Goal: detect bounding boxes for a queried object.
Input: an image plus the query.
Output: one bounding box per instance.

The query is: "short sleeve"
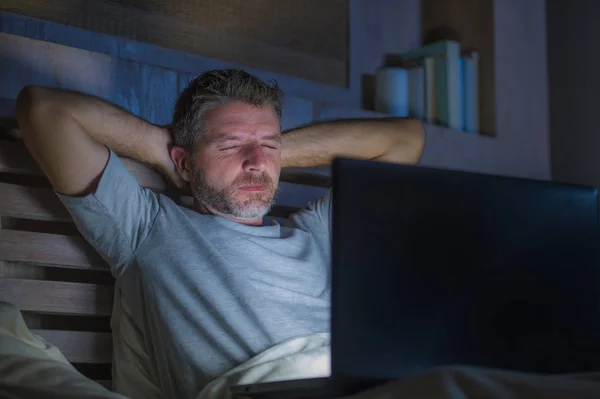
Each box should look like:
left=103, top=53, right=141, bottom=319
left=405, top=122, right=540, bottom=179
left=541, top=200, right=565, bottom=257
left=56, top=148, right=161, bottom=277
left=289, top=188, right=333, bottom=240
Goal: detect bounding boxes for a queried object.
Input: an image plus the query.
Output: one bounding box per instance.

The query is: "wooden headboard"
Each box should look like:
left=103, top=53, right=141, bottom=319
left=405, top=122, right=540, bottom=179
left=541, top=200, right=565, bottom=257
left=0, top=127, right=331, bottom=388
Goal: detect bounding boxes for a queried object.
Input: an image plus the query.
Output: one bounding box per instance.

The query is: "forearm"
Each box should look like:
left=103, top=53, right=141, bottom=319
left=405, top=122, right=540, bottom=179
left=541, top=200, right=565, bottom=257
left=18, top=86, right=167, bottom=167
left=281, top=117, right=425, bottom=168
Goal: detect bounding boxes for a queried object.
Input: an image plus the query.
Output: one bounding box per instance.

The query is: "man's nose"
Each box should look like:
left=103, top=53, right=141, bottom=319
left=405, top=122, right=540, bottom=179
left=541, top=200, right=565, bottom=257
left=242, top=143, right=267, bottom=173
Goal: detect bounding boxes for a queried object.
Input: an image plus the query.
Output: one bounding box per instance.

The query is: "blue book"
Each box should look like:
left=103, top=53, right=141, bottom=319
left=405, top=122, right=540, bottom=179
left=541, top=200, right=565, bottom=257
left=375, top=67, right=409, bottom=117
left=400, top=41, right=462, bottom=129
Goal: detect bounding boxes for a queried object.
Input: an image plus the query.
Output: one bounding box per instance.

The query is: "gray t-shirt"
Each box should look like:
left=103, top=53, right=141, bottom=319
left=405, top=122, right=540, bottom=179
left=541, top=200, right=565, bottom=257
left=58, top=149, right=332, bottom=399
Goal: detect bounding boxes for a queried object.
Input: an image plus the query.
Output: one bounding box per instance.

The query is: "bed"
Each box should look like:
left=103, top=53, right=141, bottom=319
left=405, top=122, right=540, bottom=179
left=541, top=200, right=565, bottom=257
left=5, top=124, right=600, bottom=399
left=0, top=123, right=330, bottom=391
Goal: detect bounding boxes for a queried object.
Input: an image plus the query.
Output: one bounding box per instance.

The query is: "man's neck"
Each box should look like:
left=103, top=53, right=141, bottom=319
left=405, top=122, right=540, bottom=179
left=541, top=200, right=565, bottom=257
left=193, top=200, right=263, bottom=226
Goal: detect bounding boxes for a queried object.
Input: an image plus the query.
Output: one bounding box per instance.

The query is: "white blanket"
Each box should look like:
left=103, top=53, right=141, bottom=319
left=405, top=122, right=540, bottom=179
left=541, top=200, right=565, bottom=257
left=3, top=300, right=600, bottom=399
left=0, top=301, right=127, bottom=399
left=197, top=333, right=331, bottom=399
left=197, top=333, right=600, bottom=399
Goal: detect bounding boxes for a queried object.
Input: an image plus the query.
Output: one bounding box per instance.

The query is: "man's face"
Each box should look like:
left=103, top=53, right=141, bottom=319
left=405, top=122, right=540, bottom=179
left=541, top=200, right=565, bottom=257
left=190, top=101, right=281, bottom=219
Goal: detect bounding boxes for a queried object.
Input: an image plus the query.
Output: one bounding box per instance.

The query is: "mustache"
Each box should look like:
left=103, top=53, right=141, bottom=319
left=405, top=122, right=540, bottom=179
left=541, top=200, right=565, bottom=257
left=234, top=173, right=274, bottom=188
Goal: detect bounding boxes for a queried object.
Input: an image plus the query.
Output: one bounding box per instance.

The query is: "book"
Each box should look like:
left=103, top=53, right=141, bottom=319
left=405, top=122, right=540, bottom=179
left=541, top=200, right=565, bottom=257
left=375, top=66, right=409, bottom=117
left=408, top=65, right=425, bottom=120
left=462, top=50, right=480, bottom=133
left=458, top=56, right=466, bottom=130
left=424, top=57, right=436, bottom=124
left=400, top=41, right=462, bottom=129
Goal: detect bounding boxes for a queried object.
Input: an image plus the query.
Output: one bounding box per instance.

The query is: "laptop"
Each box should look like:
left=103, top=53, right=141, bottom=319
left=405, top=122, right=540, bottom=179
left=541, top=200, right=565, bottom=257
left=231, top=157, right=600, bottom=398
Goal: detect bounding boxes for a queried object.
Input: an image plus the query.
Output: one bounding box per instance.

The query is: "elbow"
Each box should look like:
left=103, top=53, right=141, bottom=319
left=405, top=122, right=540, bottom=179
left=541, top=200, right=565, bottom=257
left=397, top=117, right=425, bottom=165
left=411, top=118, right=426, bottom=164
left=376, top=117, right=425, bottom=165
left=16, top=85, right=53, bottom=115
left=16, top=86, right=56, bottom=138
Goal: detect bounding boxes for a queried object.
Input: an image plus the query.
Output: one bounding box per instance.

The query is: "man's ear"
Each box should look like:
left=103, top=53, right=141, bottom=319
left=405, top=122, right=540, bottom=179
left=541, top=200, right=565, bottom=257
left=170, top=146, right=194, bottom=182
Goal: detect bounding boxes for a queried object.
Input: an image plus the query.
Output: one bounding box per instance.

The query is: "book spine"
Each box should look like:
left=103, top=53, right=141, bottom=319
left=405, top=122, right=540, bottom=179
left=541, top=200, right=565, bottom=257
left=424, top=57, right=436, bottom=124
left=409, top=66, right=425, bottom=120
left=438, top=41, right=462, bottom=130
left=464, top=52, right=480, bottom=133
left=458, top=56, right=466, bottom=131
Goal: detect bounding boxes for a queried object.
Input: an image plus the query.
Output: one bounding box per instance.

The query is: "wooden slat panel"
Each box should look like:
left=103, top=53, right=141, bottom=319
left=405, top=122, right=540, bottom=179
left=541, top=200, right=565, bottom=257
left=0, top=261, right=45, bottom=280
left=4, top=217, right=81, bottom=236
left=32, top=329, right=112, bottom=364
left=0, top=183, right=71, bottom=222
left=0, top=230, right=107, bottom=269
left=1, top=261, right=113, bottom=284
left=22, top=311, right=111, bottom=332
left=0, top=140, right=38, bottom=175
left=0, top=278, right=113, bottom=316
left=21, top=311, right=111, bottom=333
left=0, top=139, right=331, bottom=187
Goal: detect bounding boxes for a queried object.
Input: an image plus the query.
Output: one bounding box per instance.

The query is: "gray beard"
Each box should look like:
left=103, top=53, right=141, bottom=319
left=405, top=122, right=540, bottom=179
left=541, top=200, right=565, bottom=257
left=192, top=167, right=278, bottom=219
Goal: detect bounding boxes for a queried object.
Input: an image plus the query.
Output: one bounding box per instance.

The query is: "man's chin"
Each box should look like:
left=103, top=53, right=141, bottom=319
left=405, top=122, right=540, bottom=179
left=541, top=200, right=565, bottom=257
left=237, top=202, right=273, bottom=218
left=230, top=197, right=274, bottom=218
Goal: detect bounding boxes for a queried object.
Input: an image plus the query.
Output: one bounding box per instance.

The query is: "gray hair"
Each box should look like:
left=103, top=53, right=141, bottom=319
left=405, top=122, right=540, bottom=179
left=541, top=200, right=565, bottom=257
left=172, top=69, right=284, bottom=149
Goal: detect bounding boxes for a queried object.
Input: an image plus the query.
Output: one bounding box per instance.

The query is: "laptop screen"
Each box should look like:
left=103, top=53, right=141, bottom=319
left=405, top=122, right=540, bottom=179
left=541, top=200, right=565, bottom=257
left=331, top=158, right=600, bottom=380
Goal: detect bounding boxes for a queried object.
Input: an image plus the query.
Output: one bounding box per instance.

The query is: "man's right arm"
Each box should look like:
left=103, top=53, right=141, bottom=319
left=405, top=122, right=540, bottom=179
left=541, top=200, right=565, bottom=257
left=16, top=86, right=179, bottom=196
left=16, top=86, right=182, bottom=274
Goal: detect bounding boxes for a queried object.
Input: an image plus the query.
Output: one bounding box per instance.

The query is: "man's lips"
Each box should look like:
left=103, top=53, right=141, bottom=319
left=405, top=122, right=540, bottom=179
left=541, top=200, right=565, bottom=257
left=239, top=185, right=266, bottom=191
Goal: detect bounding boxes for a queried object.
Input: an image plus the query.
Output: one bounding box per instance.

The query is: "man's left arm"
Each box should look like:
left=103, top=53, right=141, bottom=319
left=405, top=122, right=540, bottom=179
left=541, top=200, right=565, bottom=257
left=281, top=117, right=425, bottom=168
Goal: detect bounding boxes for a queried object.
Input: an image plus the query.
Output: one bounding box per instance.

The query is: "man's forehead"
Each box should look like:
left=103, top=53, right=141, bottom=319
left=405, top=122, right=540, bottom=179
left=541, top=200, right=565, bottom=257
left=205, top=101, right=279, bottom=124
left=204, top=119, right=281, bottom=141
left=199, top=102, right=280, bottom=142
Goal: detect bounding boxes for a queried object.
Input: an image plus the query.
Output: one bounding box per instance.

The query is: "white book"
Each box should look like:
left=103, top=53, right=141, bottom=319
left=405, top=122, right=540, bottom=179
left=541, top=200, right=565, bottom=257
left=375, top=67, right=409, bottom=117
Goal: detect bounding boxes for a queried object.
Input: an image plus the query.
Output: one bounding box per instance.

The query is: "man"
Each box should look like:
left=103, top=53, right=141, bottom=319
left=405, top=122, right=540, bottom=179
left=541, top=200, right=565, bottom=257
left=16, top=69, right=425, bottom=399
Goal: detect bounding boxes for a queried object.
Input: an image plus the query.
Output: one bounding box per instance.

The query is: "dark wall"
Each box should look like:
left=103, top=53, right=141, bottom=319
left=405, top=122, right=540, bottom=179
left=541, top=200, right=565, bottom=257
left=548, top=0, right=600, bottom=188
left=1, top=0, right=551, bottom=180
